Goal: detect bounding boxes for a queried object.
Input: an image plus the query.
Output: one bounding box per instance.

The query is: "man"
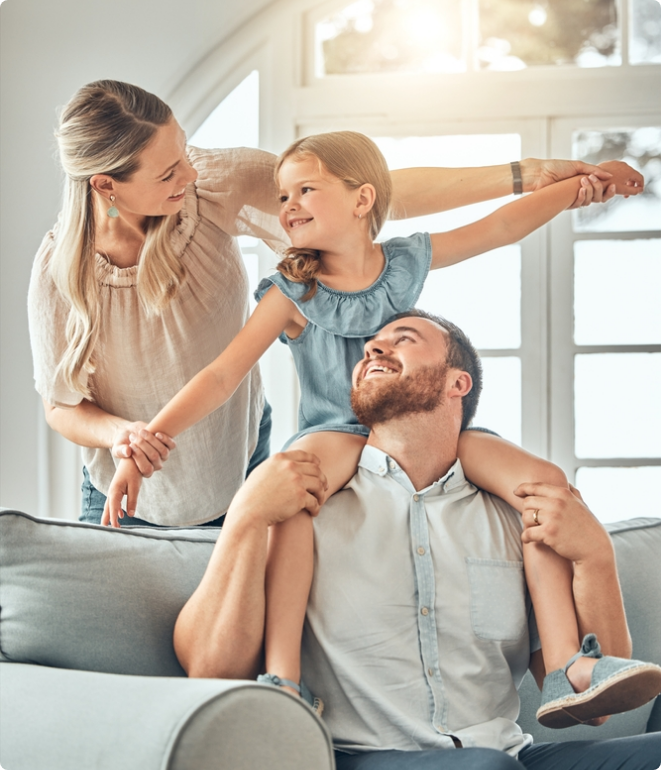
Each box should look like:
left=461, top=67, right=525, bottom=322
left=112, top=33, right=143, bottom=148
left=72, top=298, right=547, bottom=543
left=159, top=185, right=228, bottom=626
left=174, top=311, right=661, bottom=769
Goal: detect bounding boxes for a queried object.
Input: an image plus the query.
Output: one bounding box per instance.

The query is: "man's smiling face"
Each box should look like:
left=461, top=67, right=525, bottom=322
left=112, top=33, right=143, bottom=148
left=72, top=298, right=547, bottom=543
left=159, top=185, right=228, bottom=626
left=350, top=317, right=451, bottom=426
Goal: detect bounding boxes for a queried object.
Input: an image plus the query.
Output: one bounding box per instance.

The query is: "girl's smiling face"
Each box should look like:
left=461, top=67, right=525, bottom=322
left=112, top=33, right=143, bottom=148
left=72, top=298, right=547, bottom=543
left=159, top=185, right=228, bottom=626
left=277, top=156, right=360, bottom=252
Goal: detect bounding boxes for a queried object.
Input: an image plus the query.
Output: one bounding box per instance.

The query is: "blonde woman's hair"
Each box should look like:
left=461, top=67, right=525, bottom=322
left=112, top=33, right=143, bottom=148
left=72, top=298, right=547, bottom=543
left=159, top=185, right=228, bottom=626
left=275, top=131, right=392, bottom=301
left=50, top=80, right=184, bottom=398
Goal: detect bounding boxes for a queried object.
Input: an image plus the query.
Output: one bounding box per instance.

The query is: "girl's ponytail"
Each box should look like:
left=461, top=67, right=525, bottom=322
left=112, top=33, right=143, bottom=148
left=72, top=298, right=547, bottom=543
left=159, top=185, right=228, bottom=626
left=277, top=247, right=323, bottom=301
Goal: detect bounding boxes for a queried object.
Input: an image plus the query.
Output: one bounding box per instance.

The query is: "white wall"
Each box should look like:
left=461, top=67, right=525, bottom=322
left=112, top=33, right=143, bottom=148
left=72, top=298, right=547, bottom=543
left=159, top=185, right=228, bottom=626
left=0, top=0, right=275, bottom=515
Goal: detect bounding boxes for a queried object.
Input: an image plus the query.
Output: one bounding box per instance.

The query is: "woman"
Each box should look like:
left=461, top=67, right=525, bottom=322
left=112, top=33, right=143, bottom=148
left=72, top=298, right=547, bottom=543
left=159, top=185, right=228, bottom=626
left=28, top=80, right=631, bottom=527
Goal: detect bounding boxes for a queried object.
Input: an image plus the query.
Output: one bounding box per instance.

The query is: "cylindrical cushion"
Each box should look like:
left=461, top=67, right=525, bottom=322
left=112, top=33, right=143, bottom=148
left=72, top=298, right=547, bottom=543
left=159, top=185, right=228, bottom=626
left=0, top=663, right=334, bottom=770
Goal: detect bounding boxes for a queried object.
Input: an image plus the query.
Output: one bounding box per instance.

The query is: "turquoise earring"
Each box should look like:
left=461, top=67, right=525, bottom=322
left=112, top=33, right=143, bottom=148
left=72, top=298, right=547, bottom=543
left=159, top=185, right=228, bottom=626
left=107, top=195, right=119, bottom=218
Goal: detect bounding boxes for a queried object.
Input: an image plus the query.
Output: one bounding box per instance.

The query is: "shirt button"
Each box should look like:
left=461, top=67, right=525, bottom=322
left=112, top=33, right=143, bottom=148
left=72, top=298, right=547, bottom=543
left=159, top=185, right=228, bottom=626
left=417, top=547, right=425, bottom=555
left=413, top=494, right=419, bottom=502
left=389, top=460, right=396, bottom=470
left=378, top=466, right=385, bottom=474
left=427, top=668, right=433, bottom=677
left=421, top=607, right=429, bottom=616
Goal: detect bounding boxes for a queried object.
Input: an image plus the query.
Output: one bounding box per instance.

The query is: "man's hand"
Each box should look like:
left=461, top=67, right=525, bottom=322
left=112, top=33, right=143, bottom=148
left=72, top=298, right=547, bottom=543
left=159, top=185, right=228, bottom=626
left=227, top=450, right=328, bottom=528
left=514, top=482, right=612, bottom=565
left=111, top=422, right=176, bottom=477
left=101, top=458, right=144, bottom=528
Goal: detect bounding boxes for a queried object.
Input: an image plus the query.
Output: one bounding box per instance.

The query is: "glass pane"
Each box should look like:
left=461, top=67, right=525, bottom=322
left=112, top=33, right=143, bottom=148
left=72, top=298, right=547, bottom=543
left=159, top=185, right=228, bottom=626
left=375, top=134, right=521, bottom=236
left=574, top=239, right=661, bottom=345
left=572, top=127, right=661, bottom=232
left=630, top=0, right=661, bottom=64
left=417, top=246, right=521, bottom=349
left=575, top=353, right=661, bottom=458
left=190, top=70, right=259, bottom=149
left=575, top=466, right=661, bottom=523
left=316, top=0, right=465, bottom=76
left=478, top=0, right=620, bottom=70
left=472, top=357, right=522, bottom=446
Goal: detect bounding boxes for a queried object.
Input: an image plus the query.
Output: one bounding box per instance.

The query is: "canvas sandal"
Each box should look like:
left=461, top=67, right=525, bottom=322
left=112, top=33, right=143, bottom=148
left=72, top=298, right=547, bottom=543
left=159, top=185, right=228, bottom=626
left=537, top=633, right=661, bottom=729
left=257, top=673, right=324, bottom=716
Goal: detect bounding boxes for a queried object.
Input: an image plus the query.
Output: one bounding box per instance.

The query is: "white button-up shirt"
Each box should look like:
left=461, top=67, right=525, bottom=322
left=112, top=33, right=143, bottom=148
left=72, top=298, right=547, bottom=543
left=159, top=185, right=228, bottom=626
left=302, top=445, right=539, bottom=756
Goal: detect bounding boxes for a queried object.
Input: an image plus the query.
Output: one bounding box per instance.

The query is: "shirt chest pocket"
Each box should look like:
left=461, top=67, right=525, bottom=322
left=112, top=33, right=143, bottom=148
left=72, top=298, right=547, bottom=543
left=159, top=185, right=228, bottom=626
left=466, top=558, right=527, bottom=642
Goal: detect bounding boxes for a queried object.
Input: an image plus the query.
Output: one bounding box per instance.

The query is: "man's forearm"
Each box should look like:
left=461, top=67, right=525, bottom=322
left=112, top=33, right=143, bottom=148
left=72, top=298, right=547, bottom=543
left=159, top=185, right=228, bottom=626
left=173, top=510, right=269, bottom=679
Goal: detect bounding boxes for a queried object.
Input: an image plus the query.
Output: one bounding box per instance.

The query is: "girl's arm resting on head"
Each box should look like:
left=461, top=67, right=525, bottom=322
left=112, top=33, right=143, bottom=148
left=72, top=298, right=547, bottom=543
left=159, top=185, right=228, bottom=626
left=457, top=431, right=568, bottom=514
left=102, top=286, right=296, bottom=526
left=388, top=158, right=642, bottom=219
left=42, top=398, right=175, bottom=477
left=429, top=165, right=641, bottom=270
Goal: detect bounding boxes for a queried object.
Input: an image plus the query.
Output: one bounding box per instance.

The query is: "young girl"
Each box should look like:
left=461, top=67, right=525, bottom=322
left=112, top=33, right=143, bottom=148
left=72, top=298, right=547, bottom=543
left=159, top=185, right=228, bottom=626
left=105, top=132, right=649, bottom=726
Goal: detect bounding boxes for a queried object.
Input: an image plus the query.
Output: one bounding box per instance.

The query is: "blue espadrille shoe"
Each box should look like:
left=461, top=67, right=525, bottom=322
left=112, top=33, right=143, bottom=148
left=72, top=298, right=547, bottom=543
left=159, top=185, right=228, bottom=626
left=537, top=634, right=661, bottom=729
left=257, top=673, right=324, bottom=716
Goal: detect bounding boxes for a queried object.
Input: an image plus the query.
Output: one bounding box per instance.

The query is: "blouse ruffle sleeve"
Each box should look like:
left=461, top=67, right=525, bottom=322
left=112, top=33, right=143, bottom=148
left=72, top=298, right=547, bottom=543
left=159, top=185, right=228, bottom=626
left=27, top=230, right=85, bottom=408
left=255, top=232, right=432, bottom=338
left=187, top=146, right=289, bottom=255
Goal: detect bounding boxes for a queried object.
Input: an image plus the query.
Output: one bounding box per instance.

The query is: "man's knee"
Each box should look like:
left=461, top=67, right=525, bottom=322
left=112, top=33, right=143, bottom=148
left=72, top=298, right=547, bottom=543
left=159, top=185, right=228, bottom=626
left=465, top=748, right=522, bottom=770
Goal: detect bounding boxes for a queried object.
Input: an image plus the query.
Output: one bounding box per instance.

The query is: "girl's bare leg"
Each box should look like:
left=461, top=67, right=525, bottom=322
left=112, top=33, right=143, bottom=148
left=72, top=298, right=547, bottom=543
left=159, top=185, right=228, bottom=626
left=457, top=430, right=597, bottom=690
left=263, top=432, right=367, bottom=693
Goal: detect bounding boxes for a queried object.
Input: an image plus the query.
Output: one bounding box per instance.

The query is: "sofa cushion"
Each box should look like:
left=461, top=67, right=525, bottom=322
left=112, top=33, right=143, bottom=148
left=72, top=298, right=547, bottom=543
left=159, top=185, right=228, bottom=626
left=517, top=516, right=661, bottom=741
left=0, top=510, right=218, bottom=677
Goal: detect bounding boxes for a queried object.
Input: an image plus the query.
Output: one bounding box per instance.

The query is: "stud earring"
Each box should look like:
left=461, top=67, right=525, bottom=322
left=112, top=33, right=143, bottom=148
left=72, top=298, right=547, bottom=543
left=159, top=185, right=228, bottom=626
left=107, top=195, right=119, bottom=218
left=358, top=213, right=362, bottom=219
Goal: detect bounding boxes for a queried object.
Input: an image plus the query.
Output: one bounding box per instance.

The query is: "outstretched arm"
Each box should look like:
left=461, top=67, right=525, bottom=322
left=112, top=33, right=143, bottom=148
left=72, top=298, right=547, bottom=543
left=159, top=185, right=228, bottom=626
left=429, top=161, right=642, bottom=269
left=102, top=286, right=295, bottom=526
left=389, top=158, right=643, bottom=219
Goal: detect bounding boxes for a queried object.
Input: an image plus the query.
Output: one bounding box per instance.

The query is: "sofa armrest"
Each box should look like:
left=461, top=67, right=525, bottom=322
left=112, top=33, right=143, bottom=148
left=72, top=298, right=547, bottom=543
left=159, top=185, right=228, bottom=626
left=0, top=662, right=334, bottom=770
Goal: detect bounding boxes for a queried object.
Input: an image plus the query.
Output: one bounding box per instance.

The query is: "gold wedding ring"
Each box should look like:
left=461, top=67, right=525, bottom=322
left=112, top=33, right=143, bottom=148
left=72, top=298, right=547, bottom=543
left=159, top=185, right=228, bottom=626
left=532, top=509, right=540, bottom=526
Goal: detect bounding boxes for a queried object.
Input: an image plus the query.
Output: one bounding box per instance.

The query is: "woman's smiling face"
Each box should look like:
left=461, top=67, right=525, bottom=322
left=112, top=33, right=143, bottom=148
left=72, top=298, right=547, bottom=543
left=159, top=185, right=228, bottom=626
left=97, top=118, right=198, bottom=219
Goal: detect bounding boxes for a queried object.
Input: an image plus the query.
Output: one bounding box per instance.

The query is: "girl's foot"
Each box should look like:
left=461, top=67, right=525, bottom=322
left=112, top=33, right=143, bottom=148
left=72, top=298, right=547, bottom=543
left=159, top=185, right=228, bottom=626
left=257, top=673, right=324, bottom=715
left=536, top=634, right=661, bottom=729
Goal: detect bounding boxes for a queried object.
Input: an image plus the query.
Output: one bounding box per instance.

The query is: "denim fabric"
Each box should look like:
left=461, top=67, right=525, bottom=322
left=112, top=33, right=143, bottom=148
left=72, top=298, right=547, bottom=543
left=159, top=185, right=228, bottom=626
left=255, top=234, right=432, bottom=440
left=80, top=400, right=272, bottom=526
left=303, top=447, right=537, bottom=756
left=334, top=732, right=661, bottom=770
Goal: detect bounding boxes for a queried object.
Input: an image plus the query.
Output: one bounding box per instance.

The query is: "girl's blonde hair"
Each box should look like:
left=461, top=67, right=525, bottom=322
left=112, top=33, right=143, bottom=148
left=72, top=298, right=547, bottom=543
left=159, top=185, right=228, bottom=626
left=50, top=80, right=184, bottom=398
left=275, top=131, right=392, bottom=301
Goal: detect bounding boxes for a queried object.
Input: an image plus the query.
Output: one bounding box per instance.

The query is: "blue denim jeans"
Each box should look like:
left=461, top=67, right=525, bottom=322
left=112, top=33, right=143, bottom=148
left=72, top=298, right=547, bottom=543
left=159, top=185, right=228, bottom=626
left=335, top=732, right=661, bottom=770
left=80, top=400, right=272, bottom=527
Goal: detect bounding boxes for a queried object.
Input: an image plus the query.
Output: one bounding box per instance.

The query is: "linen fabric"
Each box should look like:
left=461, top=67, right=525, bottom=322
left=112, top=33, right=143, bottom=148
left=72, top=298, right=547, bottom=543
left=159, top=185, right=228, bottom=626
left=302, top=446, right=540, bottom=757
left=0, top=509, right=219, bottom=675
left=254, top=232, right=432, bottom=444
left=28, top=147, right=287, bottom=525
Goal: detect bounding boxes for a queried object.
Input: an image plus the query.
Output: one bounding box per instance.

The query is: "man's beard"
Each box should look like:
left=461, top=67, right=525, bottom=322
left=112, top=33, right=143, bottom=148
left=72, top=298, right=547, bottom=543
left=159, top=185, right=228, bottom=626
left=351, top=361, right=448, bottom=428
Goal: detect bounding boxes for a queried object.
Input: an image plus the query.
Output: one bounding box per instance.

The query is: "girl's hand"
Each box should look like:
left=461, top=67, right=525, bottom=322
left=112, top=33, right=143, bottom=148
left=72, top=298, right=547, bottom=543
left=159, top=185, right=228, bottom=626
left=101, top=458, right=144, bottom=528
left=111, top=422, right=176, bottom=477
left=597, top=160, right=645, bottom=197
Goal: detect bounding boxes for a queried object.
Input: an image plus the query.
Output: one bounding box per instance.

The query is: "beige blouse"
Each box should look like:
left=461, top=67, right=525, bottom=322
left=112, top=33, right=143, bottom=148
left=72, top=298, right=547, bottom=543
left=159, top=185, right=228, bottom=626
left=28, top=147, right=288, bottom=525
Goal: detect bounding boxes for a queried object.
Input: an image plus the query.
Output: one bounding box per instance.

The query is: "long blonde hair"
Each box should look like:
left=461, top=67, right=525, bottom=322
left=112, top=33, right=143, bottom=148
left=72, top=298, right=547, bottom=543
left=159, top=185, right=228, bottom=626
left=50, top=80, right=185, bottom=398
left=275, top=131, right=392, bottom=301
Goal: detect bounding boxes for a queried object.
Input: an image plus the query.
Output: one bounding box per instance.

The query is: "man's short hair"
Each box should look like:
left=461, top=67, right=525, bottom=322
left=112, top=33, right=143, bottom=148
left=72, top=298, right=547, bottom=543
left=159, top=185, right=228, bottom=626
left=384, top=309, right=483, bottom=430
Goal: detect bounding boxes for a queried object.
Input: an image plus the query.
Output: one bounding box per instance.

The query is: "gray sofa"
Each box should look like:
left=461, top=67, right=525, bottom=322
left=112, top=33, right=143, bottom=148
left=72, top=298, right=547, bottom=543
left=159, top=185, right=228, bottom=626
left=0, top=510, right=659, bottom=770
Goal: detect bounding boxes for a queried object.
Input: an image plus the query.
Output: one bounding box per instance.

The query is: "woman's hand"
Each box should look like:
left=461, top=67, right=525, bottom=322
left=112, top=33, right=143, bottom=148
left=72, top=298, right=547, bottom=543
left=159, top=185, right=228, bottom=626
left=523, top=158, right=643, bottom=208
left=101, top=458, right=144, bottom=528
left=111, top=423, right=176, bottom=477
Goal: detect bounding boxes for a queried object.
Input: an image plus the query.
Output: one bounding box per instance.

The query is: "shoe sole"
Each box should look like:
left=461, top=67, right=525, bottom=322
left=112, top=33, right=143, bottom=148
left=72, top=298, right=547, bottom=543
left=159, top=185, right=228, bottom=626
left=536, top=664, right=661, bottom=729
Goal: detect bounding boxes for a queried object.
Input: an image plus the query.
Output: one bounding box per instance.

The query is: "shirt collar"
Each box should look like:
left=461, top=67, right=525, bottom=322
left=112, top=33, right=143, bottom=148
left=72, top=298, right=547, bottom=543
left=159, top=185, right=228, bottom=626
left=358, top=444, right=468, bottom=495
